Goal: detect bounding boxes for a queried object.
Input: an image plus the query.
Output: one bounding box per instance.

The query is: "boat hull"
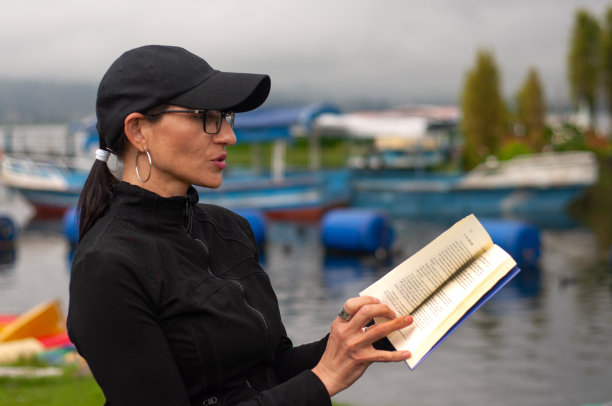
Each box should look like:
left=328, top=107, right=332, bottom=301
left=4, top=163, right=351, bottom=222
left=353, top=181, right=587, bottom=215
left=9, top=187, right=81, bottom=219
left=351, top=175, right=590, bottom=227
left=351, top=151, right=598, bottom=224
left=196, top=170, right=351, bottom=221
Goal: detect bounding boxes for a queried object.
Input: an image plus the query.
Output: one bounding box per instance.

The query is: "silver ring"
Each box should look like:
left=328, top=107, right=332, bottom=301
left=338, top=307, right=351, bottom=321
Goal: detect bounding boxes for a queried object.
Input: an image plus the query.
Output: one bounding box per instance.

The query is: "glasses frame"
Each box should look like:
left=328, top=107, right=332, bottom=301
left=146, top=109, right=235, bottom=135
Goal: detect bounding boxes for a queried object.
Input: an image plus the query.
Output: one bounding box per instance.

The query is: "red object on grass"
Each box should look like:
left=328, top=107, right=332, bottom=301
left=37, top=331, right=74, bottom=349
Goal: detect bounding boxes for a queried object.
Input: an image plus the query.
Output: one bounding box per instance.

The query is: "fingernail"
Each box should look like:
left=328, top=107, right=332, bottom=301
left=404, top=316, right=413, bottom=323
left=402, top=351, right=411, bottom=358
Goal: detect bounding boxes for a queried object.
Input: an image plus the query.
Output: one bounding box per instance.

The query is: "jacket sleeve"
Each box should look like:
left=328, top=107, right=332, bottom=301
left=273, top=335, right=328, bottom=381
left=233, top=370, right=331, bottom=406
left=67, top=250, right=191, bottom=406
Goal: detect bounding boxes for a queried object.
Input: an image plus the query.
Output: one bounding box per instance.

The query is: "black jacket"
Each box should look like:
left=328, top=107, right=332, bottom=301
left=67, top=182, right=331, bottom=406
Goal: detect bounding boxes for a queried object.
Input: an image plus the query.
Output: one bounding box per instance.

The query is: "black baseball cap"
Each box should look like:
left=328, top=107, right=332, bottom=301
left=96, top=45, right=271, bottom=151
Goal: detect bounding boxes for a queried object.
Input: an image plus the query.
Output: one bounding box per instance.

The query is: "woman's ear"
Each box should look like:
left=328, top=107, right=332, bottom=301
left=124, top=112, right=148, bottom=152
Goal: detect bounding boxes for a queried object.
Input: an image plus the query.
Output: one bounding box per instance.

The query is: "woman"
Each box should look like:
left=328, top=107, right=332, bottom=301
left=67, top=45, right=413, bottom=406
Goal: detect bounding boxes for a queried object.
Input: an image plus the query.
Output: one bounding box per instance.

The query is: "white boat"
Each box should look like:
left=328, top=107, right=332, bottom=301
left=351, top=151, right=599, bottom=224
left=457, top=151, right=598, bottom=189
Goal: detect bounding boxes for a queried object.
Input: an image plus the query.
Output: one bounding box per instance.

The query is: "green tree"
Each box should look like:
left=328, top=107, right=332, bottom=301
left=600, top=7, right=612, bottom=128
left=460, top=49, right=507, bottom=169
left=516, top=67, right=547, bottom=151
left=568, top=9, right=601, bottom=126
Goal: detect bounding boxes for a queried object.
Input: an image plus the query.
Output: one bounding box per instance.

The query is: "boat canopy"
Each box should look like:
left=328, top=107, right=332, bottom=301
left=313, top=111, right=461, bottom=140
left=233, top=103, right=341, bottom=144
left=70, top=104, right=342, bottom=150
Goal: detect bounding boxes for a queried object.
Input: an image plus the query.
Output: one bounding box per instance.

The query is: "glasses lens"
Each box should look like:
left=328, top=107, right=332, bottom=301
left=202, top=111, right=235, bottom=133
left=226, top=112, right=235, bottom=129
left=202, top=111, right=220, bottom=134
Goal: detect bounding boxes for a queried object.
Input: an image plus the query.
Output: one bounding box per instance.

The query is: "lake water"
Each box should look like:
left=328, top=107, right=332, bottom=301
left=0, top=187, right=611, bottom=406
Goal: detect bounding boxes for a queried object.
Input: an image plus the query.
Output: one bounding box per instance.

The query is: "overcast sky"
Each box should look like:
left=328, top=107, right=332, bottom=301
left=2, top=0, right=611, bottom=109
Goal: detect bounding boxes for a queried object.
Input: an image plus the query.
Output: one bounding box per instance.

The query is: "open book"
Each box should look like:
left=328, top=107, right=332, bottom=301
left=360, top=214, right=519, bottom=370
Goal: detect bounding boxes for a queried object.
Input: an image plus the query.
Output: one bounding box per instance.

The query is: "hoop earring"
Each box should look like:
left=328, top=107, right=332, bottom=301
left=135, top=150, right=152, bottom=183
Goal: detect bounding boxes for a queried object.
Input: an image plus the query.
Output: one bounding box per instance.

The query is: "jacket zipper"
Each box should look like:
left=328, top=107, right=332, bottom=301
left=193, top=237, right=210, bottom=257
left=183, top=199, right=271, bottom=351
left=185, top=199, right=194, bottom=236
left=231, top=279, right=272, bottom=349
left=184, top=198, right=209, bottom=257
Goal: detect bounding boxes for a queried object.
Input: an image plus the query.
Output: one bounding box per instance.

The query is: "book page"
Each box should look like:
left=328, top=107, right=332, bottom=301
left=388, top=244, right=515, bottom=368
left=410, top=246, right=507, bottom=332
left=387, top=244, right=512, bottom=339
left=360, top=214, right=493, bottom=315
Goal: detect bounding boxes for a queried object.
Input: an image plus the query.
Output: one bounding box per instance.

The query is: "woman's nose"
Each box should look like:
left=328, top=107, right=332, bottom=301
left=215, top=121, right=237, bottom=146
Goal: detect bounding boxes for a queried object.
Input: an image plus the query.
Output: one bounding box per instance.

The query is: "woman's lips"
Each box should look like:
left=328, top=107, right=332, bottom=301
left=212, top=153, right=227, bottom=170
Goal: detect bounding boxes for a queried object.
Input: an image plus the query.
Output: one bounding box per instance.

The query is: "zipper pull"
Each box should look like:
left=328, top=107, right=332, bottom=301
left=185, top=198, right=194, bottom=235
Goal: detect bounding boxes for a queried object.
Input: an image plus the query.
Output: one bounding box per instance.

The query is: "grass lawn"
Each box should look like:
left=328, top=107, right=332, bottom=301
left=227, top=137, right=355, bottom=169
left=0, top=364, right=104, bottom=406
left=0, top=361, right=351, bottom=406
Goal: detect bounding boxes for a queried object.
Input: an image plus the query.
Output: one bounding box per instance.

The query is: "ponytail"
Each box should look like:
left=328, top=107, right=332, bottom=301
left=77, top=159, right=120, bottom=242
left=77, top=107, right=160, bottom=242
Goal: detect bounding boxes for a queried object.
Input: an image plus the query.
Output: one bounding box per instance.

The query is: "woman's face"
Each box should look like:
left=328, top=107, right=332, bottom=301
left=141, top=105, right=237, bottom=196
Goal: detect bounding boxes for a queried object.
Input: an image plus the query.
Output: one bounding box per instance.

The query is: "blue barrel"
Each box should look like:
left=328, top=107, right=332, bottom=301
left=62, top=207, right=79, bottom=264
left=321, top=209, right=393, bottom=254
left=233, top=209, right=267, bottom=247
left=0, top=215, right=16, bottom=241
left=62, top=207, right=79, bottom=247
left=0, top=215, right=17, bottom=266
left=480, top=218, right=540, bottom=269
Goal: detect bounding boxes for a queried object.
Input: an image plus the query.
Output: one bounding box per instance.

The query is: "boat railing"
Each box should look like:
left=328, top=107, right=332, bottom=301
left=460, top=151, right=599, bottom=188
left=1, top=154, right=72, bottom=177
left=2, top=153, right=92, bottom=173
left=472, top=151, right=597, bottom=172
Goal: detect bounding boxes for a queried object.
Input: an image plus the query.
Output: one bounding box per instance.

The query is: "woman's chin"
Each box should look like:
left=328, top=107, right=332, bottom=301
left=198, top=178, right=223, bottom=189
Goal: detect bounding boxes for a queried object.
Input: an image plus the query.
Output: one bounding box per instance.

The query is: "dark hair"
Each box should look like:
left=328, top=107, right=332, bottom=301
left=76, top=141, right=123, bottom=242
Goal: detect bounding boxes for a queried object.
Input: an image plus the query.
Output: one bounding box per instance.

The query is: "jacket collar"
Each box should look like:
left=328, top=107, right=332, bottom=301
left=111, top=182, right=200, bottom=232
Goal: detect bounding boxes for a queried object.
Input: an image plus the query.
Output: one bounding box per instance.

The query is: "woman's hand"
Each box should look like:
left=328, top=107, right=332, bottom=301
left=311, top=296, right=413, bottom=397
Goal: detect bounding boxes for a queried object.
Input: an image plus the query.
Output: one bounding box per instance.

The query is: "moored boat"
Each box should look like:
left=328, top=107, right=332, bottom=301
left=351, top=151, right=599, bottom=223
left=0, top=153, right=88, bottom=218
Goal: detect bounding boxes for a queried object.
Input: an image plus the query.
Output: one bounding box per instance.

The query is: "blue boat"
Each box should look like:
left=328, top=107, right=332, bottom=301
left=351, top=151, right=599, bottom=223
left=0, top=154, right=88, bottom=218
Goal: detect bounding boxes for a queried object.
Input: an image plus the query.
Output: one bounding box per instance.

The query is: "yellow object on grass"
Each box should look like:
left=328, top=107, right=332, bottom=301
left=0, top=299, right=66, bottom=343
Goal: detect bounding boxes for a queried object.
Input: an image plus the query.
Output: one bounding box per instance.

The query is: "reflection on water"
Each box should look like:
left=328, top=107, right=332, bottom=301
left=0, top=197, right=611, bottom=405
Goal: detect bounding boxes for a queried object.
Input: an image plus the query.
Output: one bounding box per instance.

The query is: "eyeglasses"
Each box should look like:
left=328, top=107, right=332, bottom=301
left=146, top=109, right=235, bottom=134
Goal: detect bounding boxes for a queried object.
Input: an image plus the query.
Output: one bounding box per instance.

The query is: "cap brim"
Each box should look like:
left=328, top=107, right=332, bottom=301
left=169, top=71, right=271, bottom=113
